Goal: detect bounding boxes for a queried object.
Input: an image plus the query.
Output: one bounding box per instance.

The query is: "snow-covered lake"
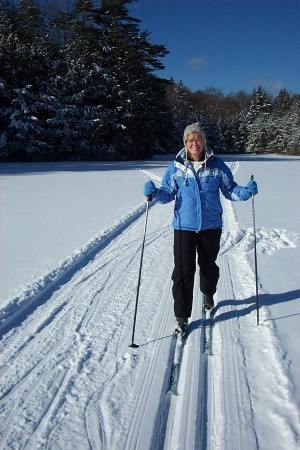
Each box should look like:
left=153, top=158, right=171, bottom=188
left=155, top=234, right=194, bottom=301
left=0, top=155, right=299, bottom=449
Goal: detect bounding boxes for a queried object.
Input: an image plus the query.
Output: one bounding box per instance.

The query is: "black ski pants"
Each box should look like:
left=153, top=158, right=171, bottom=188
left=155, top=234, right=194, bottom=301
left=172, top=228, right=222, bottom=319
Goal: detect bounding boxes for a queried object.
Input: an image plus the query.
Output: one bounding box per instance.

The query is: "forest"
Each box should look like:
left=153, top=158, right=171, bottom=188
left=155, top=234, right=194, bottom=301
left=0, top=0, right=299, bottom=161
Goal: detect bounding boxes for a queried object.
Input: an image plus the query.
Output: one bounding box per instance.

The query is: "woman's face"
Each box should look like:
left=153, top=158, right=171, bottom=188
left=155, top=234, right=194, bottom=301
left=185, top=132, right=205, bottom=161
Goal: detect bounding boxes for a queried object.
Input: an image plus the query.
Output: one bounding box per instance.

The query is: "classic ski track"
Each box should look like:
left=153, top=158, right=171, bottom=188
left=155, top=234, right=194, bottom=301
left=0, top=234, right=149, bottom=388
left=0, top=201, right=174, bottom=449
left=120, top=282, right=175, bottom=450
left=222, top=250, right=300, bottom=450
left=163, top=281, right=208, bottom=450
left=207, top=162, right=258, bottom=449
left=163, top=159, right=300, bottom=450
left=209, top=169, right=300, bottom=450
left=208, top=255, right=258, bottom=450
left=161, top=161, right=239, bottom=450
left=0, top=201, right=150, bottom=338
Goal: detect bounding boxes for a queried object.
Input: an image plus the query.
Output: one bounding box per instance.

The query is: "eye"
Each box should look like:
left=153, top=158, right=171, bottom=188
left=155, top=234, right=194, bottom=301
left=187, top=139, right=202, bottom=144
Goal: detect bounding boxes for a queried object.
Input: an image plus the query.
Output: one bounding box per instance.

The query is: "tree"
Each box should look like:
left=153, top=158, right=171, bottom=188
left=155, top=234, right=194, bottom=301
left=245, top=87, right=272, bottom=153
left=166, top=80, right=196, bottom=149
left=44, top=0, right=170, bottom=159
left=273, top=89, right=293, bottom=116
left=0, top=0, right=55, bottom=88
left=0, top=1, right=298, bottom=160
left=246, top=86, right=272, bottom=123
left=266, top=95, right=300, bottom=154
left=16, top=0, right=47, bottom=41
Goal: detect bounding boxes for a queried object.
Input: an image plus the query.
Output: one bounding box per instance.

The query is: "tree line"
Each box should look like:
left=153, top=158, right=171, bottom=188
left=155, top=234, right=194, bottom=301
left=0, top=0, right=299, bottom=161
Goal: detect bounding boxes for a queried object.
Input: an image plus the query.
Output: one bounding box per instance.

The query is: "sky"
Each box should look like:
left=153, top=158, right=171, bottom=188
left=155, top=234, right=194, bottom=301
left=129, top=0, right=300, bottom=95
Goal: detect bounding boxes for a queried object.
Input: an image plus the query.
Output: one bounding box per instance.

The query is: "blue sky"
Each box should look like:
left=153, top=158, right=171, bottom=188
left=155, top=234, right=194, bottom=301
left=129, top=0, right=300, bottom=95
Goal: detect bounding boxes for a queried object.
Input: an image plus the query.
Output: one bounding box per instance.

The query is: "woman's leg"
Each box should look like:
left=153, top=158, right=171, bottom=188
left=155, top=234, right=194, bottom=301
left=197, top=228, right=222, bottom=296
left=172, top=230, right=197, bottom=318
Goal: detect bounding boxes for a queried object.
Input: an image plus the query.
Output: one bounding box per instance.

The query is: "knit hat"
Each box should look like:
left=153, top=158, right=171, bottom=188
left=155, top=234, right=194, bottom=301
left=183, top=122, right=206, bottom=147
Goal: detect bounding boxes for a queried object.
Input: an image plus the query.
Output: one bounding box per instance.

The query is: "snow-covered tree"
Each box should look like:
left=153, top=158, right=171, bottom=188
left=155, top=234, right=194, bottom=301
left=245, top=87, right=273, bottom=153
left=16, top=0, right=47, bottom=41
left=0, top=1, right=298, bottom=160
left=0, top=0, right=172, bottom=159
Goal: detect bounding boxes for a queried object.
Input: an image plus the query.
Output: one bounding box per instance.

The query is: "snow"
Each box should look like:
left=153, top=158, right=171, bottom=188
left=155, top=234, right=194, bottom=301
left=0, top=155, right=300, bottom=450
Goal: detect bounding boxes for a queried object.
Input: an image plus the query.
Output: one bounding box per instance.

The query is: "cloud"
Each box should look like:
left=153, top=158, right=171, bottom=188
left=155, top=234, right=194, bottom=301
left=188, top=56, right=208, bottom=70
left=251, top=78, right=285, bottom=93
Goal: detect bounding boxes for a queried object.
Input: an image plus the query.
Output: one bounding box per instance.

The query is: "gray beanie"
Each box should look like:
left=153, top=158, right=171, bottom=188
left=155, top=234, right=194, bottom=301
left=183, top=122, right=206, bottom=146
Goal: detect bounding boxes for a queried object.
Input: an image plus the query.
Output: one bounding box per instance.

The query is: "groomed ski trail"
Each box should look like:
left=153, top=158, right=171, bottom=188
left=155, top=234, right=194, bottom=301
left=1, top=163, right=299, bottom=450
left=0, top=200, right=178, bottom=450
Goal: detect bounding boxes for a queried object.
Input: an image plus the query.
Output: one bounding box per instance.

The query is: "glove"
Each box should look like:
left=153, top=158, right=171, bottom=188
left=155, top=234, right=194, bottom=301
left=143, top=180, right=157, bottom=197
left=246, top=179, right=258, bottom=196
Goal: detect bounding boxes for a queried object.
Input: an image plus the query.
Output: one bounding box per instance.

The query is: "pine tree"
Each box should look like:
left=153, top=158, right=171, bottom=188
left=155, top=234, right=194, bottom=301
left=0, top=0, right=55, bottom=88
left=16, top=0, right=47, bottom=41
left=267, top=95, right=300, bottom=153
left=246, top=86, right=272, bottom=123
left=43, top=0, right=170, bottom=159
left=246, top=86, right=272, bottom=153
left=273, top=89, right=293, bottom=116
left=94, top=0, right=169, bottom=157
left=166, top=81, right=196, bottom=148
left=288, top=96, right=300, bottom=153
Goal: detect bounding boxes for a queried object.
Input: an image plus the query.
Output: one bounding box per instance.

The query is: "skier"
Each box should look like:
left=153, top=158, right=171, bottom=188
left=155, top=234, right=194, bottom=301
left=143, top=122, right=258, bottom=335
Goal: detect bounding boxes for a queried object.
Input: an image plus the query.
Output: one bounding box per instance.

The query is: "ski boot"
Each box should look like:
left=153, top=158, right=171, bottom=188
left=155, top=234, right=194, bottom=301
left=203, top=294, right=214, bottom=311
left=174, top=317, right=188, bottom=335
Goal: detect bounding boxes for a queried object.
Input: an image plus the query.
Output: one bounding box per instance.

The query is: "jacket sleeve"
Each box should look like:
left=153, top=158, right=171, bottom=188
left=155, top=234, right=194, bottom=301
left=219, top=162, right=251, bottom=201
left=154, top=162, right=177, bottom=204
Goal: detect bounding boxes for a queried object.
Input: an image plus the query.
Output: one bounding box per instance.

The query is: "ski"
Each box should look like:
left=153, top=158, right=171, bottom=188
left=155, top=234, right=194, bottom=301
left=203, top=307, right=215, bottom=355
left=168, top=332, right=184, bottom=395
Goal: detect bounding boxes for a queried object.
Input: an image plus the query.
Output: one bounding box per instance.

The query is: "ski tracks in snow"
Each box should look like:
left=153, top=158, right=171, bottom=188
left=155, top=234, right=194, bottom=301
left=0, top=196, right=180, bottom=450
left=1, top=163, right=300, bottom=449
left=212, top=162, right=300, bottom=450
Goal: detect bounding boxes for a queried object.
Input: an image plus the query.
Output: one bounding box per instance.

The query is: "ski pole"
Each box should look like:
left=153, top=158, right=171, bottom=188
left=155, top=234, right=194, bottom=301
left=129, top=195, right=152, bottom=348
left=251, top=175, right=259, bottom=325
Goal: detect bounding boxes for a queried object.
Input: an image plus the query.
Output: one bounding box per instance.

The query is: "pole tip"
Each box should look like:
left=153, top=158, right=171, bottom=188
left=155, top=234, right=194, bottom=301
left=129, top=343, right=139, bottom=348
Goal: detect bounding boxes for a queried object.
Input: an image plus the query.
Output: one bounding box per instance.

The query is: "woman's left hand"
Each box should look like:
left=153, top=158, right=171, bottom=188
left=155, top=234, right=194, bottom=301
left=246, top=179, right=258, bottom=195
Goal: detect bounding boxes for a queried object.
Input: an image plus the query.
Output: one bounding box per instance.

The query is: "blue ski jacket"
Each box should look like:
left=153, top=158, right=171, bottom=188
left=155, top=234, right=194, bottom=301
left=154, top=148, right=251, bottom=232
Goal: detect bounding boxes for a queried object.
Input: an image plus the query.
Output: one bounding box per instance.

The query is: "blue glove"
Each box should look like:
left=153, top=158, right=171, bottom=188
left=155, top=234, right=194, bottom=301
left=246, top=179, right=258, bottom=196
left=143, top=180, right=157, bottom=197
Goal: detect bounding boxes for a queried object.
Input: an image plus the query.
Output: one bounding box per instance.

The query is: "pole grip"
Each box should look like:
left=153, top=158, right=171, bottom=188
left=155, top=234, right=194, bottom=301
left=147, top=194, right=153, bottom=202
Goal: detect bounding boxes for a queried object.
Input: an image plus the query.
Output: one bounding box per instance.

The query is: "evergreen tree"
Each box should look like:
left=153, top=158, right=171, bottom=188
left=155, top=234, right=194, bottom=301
left=166, top=80, right=196, bottom=149
left=287, top=96, right=300, bottom=153
left=16, top=0, right=47, bottom=41
left=0, top=0, right=55, bottom=88
left=0, top=77, right=9, bottom=157
left=94, top=0, right=169, bottom=157
left=273, top=88, right=293, bottom=116
left=246, top=87, right=272, bottom=153
left=0, top=1, right=298, bottom=160
left=246, top=86, right=272, bottom=123
left=45, top=0, right=170, bottom=159
left=266, top=95, right=300, bottom=154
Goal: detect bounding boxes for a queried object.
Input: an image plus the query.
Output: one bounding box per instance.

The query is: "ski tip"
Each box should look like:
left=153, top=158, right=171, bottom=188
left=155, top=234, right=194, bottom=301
left=168, top=389, right=178, bottom=396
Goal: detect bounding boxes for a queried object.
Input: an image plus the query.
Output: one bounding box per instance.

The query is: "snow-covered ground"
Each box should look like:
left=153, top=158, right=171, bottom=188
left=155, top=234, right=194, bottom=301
left=0, top=155, right=299, bottom=450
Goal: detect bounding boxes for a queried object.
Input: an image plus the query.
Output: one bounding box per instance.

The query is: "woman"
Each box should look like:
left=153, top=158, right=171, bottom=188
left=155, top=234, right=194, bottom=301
left=144, top=123, right=258, bottom=335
